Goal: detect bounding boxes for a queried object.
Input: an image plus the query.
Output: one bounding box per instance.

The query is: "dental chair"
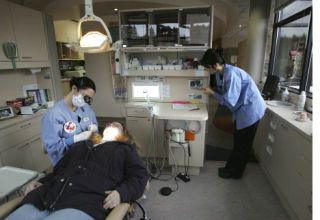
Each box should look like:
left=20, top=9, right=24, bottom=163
left=0, top=157, right=149, bottom=219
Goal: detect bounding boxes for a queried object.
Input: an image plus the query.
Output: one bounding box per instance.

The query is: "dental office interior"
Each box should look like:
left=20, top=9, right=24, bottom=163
left=0, top=0, right=316, bottom=219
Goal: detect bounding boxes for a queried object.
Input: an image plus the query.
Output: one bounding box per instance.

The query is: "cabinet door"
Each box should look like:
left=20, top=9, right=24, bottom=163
left=179, top=7, right=212, bottom=46
left=0, top=0, right=16, bottom=62
left=254, top=112, right=275, bottom=173
left=29, top=135, right=52, bottom=172
left=120, top=11, right=149, bottom=47
left=0, top=142, right=34, bottom=170
left=126, top=117, right=152, bottom=157
left=9, top=2, right=48, bottom=61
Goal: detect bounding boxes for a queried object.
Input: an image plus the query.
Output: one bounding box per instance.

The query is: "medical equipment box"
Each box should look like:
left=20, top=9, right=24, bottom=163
left=0, top=106, right=15, bottom=120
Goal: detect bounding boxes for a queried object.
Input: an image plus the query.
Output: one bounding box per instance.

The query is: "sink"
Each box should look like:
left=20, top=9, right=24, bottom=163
left=266, top=100, right=294, bottom=107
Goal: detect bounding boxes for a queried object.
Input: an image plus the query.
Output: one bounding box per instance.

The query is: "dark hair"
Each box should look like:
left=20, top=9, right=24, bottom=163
left=70, top=77, right=96, bottom=92
left=200, top=49, right=225, bottom=67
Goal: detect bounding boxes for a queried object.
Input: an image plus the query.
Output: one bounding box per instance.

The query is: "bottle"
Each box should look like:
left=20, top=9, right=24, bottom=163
left=281, top=88, right=289, bottom=102
left=193, top=58, right=198, bottom=69
left=296, top=91, right=306, bottom=111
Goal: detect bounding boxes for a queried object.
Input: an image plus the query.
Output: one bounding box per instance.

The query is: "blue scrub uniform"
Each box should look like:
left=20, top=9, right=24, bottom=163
left=41, top=100, right=98, bottom=166
left=213, top=64, right=266, bottom=177
left=213, top=64, right=266, bottom=130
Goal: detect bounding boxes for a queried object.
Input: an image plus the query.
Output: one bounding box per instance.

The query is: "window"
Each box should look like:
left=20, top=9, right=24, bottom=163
left=132, top=82, right=162, bottom=100
left=268, top=1, right=312, bottom=97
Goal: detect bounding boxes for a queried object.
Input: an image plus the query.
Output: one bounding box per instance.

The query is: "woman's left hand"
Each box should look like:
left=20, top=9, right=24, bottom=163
left=103, top=190, right=121, bottom=209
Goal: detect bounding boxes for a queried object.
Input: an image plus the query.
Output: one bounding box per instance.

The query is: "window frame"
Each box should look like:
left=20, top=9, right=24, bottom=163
left=268, top=6, right=312, bottom=98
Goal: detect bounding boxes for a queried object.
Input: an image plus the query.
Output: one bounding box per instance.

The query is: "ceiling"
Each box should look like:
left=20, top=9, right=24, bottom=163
left=8, top=0, right=250, bottom=40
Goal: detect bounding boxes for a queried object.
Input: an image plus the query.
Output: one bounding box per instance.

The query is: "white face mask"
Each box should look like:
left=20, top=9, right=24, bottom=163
left=102, top=127, right=121, bottom=142
left=72, top=93, right=86, bottom=107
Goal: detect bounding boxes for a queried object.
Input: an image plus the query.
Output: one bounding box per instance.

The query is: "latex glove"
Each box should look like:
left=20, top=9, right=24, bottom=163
left=88, top=124, right=98, bottom=132
left=74, top=131, right=93, bottom=143
left=202, top=87, right=214, bottom=95
left=103, top=190, right=120, bottom=209
left=25, top=181, right=42, bottom=195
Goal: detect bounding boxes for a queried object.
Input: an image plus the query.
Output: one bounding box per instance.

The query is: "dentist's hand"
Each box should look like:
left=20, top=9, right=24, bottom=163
left=202, top=87, right=214, bottom=95
left=88, top=124, right=98, bottom=132
left=25, top=181, right=42, bottom=195
left=103, top=190, right=121, bottom=209
left=74, top=131, right=93, bottom=143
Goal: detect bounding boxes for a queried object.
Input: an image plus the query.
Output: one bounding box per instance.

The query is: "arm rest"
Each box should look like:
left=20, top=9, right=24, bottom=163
left=105, top=203, right=130, bottom=220
left=0, top=197, right=23, bottom=219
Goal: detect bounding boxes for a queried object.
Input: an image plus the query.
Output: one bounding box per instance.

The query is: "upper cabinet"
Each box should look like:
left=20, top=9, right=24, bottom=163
left=0, top=0, right=49, bottom=69
left=0, top=0, right=15, bottom=62
left=120, top=6, right=213, bottom=49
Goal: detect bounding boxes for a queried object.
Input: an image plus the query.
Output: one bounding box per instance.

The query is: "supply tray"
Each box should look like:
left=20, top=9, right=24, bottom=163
left=0, top=166, right=38, bottom=199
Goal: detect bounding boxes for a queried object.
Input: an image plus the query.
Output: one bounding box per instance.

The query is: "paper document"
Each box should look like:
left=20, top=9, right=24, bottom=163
left=173, top=103, right=198, bottom=110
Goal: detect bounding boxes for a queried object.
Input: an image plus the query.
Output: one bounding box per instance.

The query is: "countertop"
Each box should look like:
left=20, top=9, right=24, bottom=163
left=266, top=103, right=312, bottom=141
left=126, top=102, right=208, bottom=121
left=153, top=103, right=208, bottom=120
left=0, top=110, right=46, bottom=131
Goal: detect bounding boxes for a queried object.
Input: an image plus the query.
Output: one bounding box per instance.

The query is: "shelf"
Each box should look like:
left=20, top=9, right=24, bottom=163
left=124, top=69, right=209, bottom=77
left=121, top=46, right=209, bottom=53
left=58, top=59, right=84, bottom=61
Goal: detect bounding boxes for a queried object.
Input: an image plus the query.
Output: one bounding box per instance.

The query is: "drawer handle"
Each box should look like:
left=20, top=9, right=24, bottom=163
left=269, top=121, right=277, bottom=130
left=127, top=119, right=138, bottom=123
left=30, top=137, right=41, bottom=143
left=280, top=123, right=288, bottom=130
left=267, top=133, right=275, bottom=143
left=18, top=143, right=29, bottom=151
left=20, top=122, right=31, bottom=128
left=266, top=145, right=272, bottom=156
left=21, top=56, right=32, bottom=59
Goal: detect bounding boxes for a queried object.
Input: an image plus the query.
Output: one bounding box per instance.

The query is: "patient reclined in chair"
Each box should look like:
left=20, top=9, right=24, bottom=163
left=5, top=122, right=149, bottom=220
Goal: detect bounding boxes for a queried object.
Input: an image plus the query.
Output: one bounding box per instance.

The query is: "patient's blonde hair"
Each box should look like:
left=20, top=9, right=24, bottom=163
left=90, top=122, right=141, bottom=152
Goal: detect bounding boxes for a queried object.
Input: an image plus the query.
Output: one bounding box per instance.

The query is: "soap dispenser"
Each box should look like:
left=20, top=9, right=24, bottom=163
left=281, top=88, right=289, bottom=102
left=296, top=91, right=306, bottom=111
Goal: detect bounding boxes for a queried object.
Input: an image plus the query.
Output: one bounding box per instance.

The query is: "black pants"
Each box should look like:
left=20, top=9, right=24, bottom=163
left=225, top=120, right=260, bottom=176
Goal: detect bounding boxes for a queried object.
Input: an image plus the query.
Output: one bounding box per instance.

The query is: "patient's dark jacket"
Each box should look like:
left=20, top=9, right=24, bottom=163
left=21, top=140, right=148, bottom=220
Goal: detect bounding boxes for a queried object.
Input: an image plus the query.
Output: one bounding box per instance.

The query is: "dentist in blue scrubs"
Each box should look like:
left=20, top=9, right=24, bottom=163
left=41, top=77, right=98, bottom=166
left=201, top=49, right=266, bottom=179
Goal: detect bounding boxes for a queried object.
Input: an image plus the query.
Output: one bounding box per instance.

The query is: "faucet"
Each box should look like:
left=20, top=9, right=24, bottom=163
left=143, top=89, right=151, bottom=106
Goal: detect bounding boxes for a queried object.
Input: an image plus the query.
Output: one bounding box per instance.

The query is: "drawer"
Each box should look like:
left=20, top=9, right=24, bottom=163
left=126, top=107, right=150, bottom=117
left=0, top=115, right=41, bottom=139
left=0, top=119, right=41, bottom=152
left=281, top=180, right=312, bottom=220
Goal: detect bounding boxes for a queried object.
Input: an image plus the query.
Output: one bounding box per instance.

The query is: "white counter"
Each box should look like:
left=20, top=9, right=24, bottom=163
left=126, top=102, right=208, bottom=121
left=153, top=103, right=208, bottom=121
left=266, top=105, right=312, bottom=141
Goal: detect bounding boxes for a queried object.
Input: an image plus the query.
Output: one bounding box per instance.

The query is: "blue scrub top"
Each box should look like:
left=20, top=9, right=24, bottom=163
left=213, top=64, right=266, bottom=130
left=41, top=100, right=98, bottom=166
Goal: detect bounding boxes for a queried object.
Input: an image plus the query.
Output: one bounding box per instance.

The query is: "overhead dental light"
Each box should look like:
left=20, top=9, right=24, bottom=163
left=68, top=0, right=113, bottom=53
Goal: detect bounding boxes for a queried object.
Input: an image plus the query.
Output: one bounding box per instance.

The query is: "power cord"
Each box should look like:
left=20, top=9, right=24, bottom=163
left=133, top=200, right=150, bottom=220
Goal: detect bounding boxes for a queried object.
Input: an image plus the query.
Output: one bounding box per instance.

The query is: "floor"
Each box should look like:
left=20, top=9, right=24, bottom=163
left=132, top=161, right=290, bottom=220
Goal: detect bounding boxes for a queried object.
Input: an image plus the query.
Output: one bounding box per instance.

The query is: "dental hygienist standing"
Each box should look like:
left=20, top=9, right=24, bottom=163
left=41, top=77, right=98, bottom=166
left=201, top=49, right=266, bottom=179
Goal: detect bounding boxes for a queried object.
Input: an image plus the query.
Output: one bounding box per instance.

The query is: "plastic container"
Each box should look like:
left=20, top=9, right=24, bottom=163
left=193, top=58, right=199, bottom=69
left=281, top=88, right=289, bottom=102
left=296, top=91, right=306, bottom=111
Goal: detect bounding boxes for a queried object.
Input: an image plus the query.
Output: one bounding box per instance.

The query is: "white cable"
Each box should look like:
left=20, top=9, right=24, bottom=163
left=168, top=136, right=178, bottom=176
